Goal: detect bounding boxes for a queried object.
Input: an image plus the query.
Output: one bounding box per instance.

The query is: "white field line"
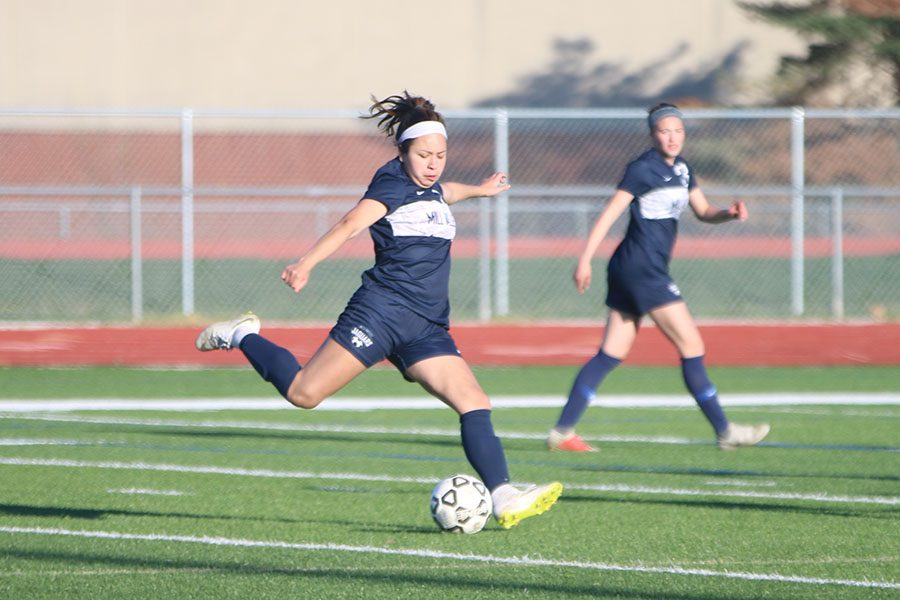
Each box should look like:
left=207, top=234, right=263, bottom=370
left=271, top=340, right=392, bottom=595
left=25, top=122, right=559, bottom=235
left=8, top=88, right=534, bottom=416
left=703, top=479, right=778, bottom=488
left=0, top=438, right=88, bottom=446
left=1, top=457, right=898, bottom=506
left=107, top=488, right=188, bottom=496
left=0, top=526, right=896, bottom=590
left=0, top=413, right=703, bottom=445
left=0, top=393, right=898, bottom=412
left=739, top=407, right=900, bottom=418
left=2, top=413, right=898, bottom=451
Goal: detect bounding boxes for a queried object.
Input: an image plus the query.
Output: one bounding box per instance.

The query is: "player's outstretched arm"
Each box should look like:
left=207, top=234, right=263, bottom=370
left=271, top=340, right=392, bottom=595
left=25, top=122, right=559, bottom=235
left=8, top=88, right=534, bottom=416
left=442, top=172, right=510, bottom=205
left=281, top=199, right=388, bottom=293
left=689, top=188, right=748, bottom=224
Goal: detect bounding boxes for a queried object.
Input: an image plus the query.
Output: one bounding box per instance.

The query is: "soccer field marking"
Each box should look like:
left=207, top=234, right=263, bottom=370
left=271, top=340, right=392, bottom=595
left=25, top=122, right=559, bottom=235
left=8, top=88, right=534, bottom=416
left=107, top=488, right=188, bottom=497
left=0, top=414, right=706, bottom=446
left=0, top=392, right=898, bottom=412
left=0, top=526, right=896, bottom=590
left=1, top=456, right=898, bottom=506
left=703, top=479, right=778, bottom=488
left=676, top=554, right=900, bottom=568
left=0, top=437, right=88, bottom=446
left=3, top=413, right=898, bottom=453
left=741, top=407, right=900, bottom=418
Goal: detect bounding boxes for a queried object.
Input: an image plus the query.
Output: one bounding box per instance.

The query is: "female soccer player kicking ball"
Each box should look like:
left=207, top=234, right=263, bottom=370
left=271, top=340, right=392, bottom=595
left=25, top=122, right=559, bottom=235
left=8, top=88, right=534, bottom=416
left=196, top=91, right=562, bottom=528
left=548, top=103, right=770, bottom=453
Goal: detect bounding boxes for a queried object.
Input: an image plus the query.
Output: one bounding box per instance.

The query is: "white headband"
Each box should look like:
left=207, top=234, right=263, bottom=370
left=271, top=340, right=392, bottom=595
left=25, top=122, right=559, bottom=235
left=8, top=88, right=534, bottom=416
left=397, top=121, right=447, bottom=144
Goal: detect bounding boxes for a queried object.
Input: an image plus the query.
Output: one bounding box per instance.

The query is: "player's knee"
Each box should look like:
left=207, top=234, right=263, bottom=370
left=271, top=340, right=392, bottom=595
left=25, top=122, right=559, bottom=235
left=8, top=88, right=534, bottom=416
left=454, top=390, right=491, bottom=413
left=286, top=386, right=325, bottom=410
left=673, top=334, right=704, bottom=357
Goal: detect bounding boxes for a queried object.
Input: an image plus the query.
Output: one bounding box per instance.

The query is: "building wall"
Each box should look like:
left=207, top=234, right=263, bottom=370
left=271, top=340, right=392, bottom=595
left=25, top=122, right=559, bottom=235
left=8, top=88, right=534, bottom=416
left=0, top=0, right=805, bottom=109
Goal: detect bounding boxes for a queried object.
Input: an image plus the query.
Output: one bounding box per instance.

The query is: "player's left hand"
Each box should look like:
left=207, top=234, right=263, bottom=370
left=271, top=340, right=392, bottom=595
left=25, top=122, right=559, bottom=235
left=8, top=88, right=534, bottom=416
left=729, top=200, right=748, bottom=221
left=481, top=172, right=511, bottom=196
left=281, top=260, right=311, bottom=293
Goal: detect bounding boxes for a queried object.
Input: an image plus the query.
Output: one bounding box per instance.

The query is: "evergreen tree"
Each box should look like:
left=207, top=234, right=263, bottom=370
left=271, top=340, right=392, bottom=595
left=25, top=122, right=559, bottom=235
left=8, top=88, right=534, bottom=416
left=739, top=0, right=900, bottom=106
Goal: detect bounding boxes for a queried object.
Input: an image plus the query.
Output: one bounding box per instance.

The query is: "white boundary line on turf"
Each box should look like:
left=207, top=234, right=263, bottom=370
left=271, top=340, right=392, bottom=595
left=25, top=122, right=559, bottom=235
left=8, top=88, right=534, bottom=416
left=1, top=457, right=898, bottom=506
left=0, top=393, right=898, bottom=412
left=0, top=526, right=896, bottom=590
left=0, top=414, right=705, bottom=445
left=3, top=413, right=899, bottom=450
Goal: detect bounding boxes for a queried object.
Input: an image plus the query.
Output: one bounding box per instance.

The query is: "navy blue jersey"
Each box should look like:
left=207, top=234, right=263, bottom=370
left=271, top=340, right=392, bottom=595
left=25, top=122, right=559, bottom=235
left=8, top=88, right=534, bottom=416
left=359, top=158, right=455, bottom=326
left=611, top=148, right=696, bottom=277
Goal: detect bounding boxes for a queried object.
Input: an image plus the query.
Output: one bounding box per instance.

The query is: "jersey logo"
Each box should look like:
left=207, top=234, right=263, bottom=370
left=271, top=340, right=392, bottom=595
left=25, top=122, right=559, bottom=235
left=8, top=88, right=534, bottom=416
left=673, top=162, right=690, bottom=187
left=416, top=190, right=425, bottom=195
left=350, top=326, right=374, bottom=348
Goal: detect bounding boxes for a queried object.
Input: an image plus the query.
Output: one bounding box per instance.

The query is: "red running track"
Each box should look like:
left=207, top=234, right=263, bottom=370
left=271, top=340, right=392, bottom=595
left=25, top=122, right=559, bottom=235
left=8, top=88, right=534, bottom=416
left=0, top=323, right=897, bottom=367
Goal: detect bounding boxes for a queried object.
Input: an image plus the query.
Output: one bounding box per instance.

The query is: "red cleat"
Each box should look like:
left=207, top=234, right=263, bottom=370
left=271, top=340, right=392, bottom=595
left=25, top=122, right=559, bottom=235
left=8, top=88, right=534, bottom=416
left=547, top=430, right=597, bottom=452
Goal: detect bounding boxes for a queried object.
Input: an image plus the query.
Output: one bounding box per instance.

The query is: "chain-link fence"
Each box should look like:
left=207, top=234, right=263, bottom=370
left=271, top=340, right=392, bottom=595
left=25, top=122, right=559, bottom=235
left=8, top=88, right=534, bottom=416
left=1, top=107, right=898, bottom=324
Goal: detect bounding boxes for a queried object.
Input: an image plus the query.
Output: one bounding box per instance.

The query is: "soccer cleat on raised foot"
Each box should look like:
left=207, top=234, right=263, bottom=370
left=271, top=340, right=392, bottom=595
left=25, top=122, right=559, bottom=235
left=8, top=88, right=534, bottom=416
left=194, top=312, right=260, bottom=351
left=717, top=422, right=771, bottom=450
left=547, top=429, right=596, bottom=452
left=494, top=482, right=563, bottom=529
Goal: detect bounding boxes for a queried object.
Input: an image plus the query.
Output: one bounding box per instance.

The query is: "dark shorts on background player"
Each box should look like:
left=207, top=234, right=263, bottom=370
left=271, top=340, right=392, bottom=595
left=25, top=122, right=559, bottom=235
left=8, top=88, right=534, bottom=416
left=330, top=287, right=460, bottom=381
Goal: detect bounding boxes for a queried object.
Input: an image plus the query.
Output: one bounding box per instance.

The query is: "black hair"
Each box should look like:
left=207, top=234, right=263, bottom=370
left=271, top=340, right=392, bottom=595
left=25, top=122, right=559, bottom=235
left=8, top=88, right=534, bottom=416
left=363, top=91, right=445, bottom=152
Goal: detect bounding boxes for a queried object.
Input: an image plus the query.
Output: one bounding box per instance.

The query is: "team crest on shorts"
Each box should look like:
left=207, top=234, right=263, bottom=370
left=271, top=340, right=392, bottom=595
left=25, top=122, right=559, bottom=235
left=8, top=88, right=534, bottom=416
left=350, top=326, right=374, bottom=348
left=668, top=282, right=682, bottom=297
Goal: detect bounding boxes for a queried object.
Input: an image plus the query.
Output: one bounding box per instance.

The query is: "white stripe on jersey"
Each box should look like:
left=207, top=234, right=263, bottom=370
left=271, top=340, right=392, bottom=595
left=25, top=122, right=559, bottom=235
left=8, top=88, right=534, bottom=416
left=638, top=186, right=690, bottom=220
left=386, top=199, right=456, bottom=239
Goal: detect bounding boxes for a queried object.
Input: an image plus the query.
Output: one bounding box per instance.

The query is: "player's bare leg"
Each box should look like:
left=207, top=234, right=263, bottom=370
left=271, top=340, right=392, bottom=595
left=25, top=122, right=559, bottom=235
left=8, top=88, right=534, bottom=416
left=410, top=355, right=564, bottom=528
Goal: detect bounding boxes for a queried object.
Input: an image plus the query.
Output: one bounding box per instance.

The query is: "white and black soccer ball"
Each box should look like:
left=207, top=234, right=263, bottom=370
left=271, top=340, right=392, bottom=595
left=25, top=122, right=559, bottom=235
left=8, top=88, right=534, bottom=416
left=430, top=474, right=493, bottom=534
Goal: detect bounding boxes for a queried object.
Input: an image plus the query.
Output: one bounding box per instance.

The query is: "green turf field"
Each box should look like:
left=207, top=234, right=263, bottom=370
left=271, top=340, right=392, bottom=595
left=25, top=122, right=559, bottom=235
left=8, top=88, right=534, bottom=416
left=1, top=364, right=898, bottom=399
left=0, top=366, right=897, bottom=598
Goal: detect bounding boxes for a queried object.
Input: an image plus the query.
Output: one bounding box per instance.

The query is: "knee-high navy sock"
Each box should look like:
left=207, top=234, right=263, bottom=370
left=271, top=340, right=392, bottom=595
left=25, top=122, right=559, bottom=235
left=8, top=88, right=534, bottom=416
left=681, top=355, right=728, bottom=435
left=555, top=350, right=621, bottom=430
left=460, top=409, right=510, bottom=491
left=239, top=333, right=301, bottom=400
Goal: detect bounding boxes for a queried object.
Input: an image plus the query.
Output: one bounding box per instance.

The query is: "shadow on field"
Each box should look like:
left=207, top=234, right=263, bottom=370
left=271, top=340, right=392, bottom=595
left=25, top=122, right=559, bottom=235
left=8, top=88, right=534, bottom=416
left=2, top=547, right=760, bottom=600
left=133, top=427, right=461, bottom=449
left=0, top=502, right=313, bottom=525
left=0, top=501, right=457, bottom=535
left=560, top=494, right=897, bottom=519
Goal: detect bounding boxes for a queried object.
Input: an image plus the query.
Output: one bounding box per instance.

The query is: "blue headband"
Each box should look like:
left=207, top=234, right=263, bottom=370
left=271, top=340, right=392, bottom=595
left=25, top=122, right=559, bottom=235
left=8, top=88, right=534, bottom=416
left=648, top=106, right=683, bottom=130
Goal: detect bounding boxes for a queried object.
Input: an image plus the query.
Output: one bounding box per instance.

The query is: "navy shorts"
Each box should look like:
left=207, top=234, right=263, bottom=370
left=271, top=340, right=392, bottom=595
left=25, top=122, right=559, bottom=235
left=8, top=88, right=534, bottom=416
left=330, top=287, right=460, bottom=380
left=605, top=266, right=683, bottom=317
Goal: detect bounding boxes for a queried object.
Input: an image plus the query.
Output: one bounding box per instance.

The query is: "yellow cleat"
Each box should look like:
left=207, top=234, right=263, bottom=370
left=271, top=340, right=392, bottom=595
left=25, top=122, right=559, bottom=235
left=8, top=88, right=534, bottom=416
left=494, top=482, right=563, bottom=529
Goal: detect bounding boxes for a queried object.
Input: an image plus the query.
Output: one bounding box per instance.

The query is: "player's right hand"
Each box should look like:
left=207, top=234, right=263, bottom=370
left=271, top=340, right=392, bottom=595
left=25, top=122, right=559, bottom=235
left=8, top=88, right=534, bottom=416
left=281, top=261, right=310, bottom=293
left=574, top=262, right=592, bottom=294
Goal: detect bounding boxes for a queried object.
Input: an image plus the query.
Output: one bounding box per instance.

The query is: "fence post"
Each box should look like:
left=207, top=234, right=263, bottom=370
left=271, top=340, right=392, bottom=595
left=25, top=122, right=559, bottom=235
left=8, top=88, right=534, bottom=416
left=478, top=195, right=492, bottom=322
left=790, top=106, right=805, bottom=316
left=494, top=107, right=510, bottom=317
left=831, top=187, right=844, bottom=319
left=59, top=206, right=71, bottom=240
left=181, top=108, right=195, bottom=317
left=130, top=186, right=143, bottom=323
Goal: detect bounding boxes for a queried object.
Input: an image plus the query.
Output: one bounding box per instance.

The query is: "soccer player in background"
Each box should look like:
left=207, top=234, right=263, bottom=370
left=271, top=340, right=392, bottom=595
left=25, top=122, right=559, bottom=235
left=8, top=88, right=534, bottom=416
left=547, top=103, right=771, bottom=452
left=196, top=91, right=562, bottom=528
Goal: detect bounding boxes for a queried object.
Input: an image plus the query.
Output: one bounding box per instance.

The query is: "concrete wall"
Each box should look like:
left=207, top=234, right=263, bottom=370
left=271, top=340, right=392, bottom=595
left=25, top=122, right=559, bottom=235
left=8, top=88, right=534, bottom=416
left=1, top=0, right=805, bottom=109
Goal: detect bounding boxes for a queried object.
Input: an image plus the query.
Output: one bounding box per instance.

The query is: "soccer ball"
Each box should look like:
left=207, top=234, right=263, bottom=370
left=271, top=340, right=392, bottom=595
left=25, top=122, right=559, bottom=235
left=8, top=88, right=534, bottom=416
left=430, top=474, right=493, bottom=534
